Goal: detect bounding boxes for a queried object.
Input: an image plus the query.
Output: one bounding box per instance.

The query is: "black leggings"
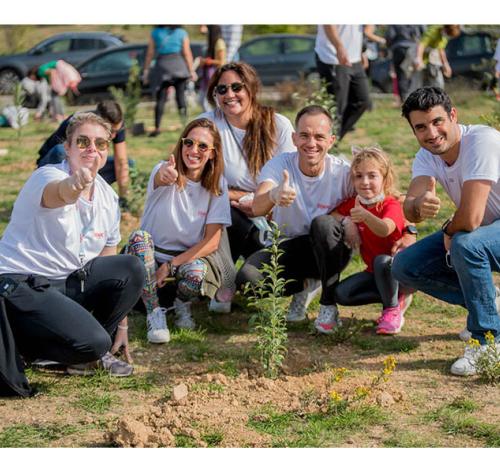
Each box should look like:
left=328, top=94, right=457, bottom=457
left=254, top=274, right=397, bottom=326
left=236, top=215, right=352, bottom=305
left=154, top=78, right=188, bottom=129
left=334, top=254, right=399, bottom=309
left=227, top=207, right=264, bottom=262
left=3, top=255, right=146, bottom=365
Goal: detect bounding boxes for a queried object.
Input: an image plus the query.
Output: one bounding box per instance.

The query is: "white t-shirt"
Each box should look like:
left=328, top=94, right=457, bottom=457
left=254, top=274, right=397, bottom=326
left=200, top=109, right=296, bottom=192
left=412, top=124, right=500, bottom=226
left=0, top=161, right=121, bottom=280
left=140, top=162, right=232, bottom=263
left=258, top=151, right=354, bottom=238
left=315, top=25, right=364, bottom=65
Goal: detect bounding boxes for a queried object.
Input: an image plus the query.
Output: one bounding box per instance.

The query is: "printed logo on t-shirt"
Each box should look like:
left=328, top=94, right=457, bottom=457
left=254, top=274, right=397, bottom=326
left=198, top=210, right=208, bottom=217
left=317, top=203, right=330, bottom=210
left=94, top=231, right=105, bottom=239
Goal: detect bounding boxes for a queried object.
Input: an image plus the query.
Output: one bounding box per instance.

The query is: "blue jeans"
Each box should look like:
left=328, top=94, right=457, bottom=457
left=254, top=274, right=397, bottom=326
left=392, top=222, right=500, bottom=344
left=37, top=144, right=135, bottom=185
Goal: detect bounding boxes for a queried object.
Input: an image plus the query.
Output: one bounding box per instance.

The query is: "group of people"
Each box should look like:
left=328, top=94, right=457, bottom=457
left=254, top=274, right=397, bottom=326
left=1, top=52, right=499, bottom=395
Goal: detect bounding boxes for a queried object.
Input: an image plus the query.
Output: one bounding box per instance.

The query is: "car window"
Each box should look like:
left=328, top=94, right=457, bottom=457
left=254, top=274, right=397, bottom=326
left=81, top=49, right=144, bottom=73
left=240, top=38, right=281, bottom=57
left=36, top=39, right=71, bottom=54
left=72, top=38, right=101, bottom=51
left=448, top=34, right=493, bottom=57
left=283, top=37, right=314, bottom=54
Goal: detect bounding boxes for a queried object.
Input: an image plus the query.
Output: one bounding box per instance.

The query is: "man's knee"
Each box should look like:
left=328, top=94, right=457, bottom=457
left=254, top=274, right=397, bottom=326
left=392, top=251, right=411, bottom=284
left=310, top=214, right=340, bottom=241
left=450, top=231, right=484, bottom=262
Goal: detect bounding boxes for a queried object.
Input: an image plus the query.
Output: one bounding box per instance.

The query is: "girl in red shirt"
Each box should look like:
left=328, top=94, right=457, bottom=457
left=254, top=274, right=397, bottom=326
left=333, top=146, right=411, bottom=334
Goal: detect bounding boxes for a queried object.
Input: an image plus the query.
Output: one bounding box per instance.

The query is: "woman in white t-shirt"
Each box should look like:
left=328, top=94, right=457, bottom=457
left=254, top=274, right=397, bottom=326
left=125, top=118, right=232, bottom=341
left=0, top=113, right=146, bottom=386
left=200, top=62, right=296, bottom=263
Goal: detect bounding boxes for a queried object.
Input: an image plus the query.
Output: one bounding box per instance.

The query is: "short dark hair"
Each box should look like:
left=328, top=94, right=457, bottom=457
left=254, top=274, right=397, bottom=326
left=295, top=105, right=334, bottom=131
left=96, top=100, right=123, bottom=126
left=401, top=87, right=453, bottom=122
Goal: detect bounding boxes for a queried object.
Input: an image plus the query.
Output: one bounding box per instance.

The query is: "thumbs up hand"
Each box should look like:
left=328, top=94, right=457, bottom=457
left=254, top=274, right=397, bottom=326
left=350, top=195, right=370, bottom=223
left=269, top=170, right=297, bottom=207
left=416, top=176, right=441, bottom=219
left=157, top=154, right=178, bottom=186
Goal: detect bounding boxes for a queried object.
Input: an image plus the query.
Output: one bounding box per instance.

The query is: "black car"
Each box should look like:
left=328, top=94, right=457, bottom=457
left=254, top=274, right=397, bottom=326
left=0, top=32, right=124, bottom=94
left=238, top=34, right=317, bottom=85
left=74, top=41, right=205, bottom=101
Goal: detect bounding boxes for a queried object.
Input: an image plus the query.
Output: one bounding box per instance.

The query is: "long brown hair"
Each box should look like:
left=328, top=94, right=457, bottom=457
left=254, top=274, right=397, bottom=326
left=207, top=62, right=277, bottom=178
left=172, top=118, right=224, bottom=196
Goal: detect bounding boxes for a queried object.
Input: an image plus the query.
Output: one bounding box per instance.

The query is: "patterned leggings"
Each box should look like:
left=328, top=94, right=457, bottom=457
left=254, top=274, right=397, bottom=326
left=125, top=230, right=208, bottom=313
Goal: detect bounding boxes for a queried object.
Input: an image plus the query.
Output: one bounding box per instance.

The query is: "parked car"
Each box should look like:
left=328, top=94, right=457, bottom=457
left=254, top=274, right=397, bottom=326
left=369, top=31, right=496, bottom=93
left=0, top=32, right=124, bottom=94
left=237, top=32, right=496, bottom=92
left=238, top=34, right=317, bottom=85
left=73, top=41, right=205, bottom=101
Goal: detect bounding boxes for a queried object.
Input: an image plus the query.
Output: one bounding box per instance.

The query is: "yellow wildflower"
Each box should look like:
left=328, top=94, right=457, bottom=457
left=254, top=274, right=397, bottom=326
left=329, top=390, right=343, bottom=403
left=354, top=386, right=370, bottom=399
left=468, top=338, right=481, bottom=348
left=485, top=331, right=495, bottom=344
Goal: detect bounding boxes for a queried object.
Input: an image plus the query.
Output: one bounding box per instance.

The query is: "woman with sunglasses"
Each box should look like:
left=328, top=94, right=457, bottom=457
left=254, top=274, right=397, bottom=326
left=125, top=118, right=232, bottom=339
left=143, top=25, right=197, bottom=137
left=0, top=112, right=146, bottom=382
left=201, top=63, right=296, bottom=262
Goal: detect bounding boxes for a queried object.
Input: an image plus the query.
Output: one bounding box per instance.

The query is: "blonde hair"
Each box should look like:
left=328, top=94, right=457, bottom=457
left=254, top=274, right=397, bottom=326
left=66, top=112, right=112, bottom=143
left=350, top=146, right=400, bottom=198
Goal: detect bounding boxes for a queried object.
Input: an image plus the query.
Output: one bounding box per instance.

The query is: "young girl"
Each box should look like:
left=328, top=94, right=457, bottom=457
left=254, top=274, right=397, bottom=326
left=333, top=146, right=411, bottom=335
left=126, top=118, right=233, bottom=342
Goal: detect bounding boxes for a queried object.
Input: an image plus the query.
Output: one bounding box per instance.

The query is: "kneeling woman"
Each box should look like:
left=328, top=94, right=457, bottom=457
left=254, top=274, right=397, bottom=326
left=0, top=112, right=146, bottom=378
left=126, top=118, right=231, bottom=342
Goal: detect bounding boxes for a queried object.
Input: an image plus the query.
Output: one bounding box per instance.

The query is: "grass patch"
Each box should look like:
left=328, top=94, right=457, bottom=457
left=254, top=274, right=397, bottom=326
left=352, top=335, right=419, bottom=353
left=174, top=434, right=198, bottom=448
left=190, top=382, right=226, bottom=393
left=0, top=423, right=83, bottom=447
left=248, top=403, right=387, bottom=447
left=383, top=430, right=441, bottom=447
left=426, top=399, right=500, bottom=447
left=202, top=430, right=224, bottom=447
left=207, top=360, right=241, bottom=378
left=74, top=391, right=117, bottom=414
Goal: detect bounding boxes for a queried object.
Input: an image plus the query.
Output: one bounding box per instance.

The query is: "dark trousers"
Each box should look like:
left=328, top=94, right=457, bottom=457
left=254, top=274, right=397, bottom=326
left=155, top=79, right=188, bottom=129
left=236, top=215, right=352, bottom=305
left=227, top=207, right=264, bottom=262
left=392, top=46, right=413, bottom=101
left=316, top=56, right=371, bottom=140
left=334, top=254, right=399, bottom=309
left=37, top=144, right=135, bottom=186
left=3, top=255, right=146, bottom=365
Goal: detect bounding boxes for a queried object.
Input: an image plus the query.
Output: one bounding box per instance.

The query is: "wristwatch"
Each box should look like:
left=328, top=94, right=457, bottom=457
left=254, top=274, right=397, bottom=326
left=403, top=225, right=418, bottom=236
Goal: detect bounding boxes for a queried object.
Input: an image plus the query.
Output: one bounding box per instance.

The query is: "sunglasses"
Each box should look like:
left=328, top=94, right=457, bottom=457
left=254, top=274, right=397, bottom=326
left=215, top=81, right=245, bottom=95
left=75, top=135, right=110, bottom=152
left=181, top=137, right=214, bottom=153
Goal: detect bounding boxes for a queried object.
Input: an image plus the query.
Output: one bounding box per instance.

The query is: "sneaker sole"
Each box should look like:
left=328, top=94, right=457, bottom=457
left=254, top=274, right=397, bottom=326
left=147, top=336, right=170, bottom=344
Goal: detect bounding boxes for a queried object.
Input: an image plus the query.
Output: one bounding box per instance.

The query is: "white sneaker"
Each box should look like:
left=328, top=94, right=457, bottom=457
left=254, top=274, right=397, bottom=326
left=208, top=298, right=232, bottom=313
left=147, top=307, right=170, bottom=343
left=314, top=305, right=341, bottom=334
left=459, top=286, right=500, bottom=342
left=286, top=279, right=322, bottom=322
left=174, top=298, right=195, bottom=330
left=450, top=342, right=500, bottom=376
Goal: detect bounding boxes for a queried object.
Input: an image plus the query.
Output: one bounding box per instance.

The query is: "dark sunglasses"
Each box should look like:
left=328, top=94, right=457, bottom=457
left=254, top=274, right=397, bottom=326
left=215, top=81, right=245, bottom=95
left=181, top=137, right=214, bottom=153
left=75, top=135, right=110, bottom=152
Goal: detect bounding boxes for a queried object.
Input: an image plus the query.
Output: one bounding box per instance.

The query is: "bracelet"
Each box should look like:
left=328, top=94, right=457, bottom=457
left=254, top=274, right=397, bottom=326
left=441, top=217, right=453, bottom=236
left=117, top=325, right=128, bottom=331
left=169, top=261, right=178, bottom=277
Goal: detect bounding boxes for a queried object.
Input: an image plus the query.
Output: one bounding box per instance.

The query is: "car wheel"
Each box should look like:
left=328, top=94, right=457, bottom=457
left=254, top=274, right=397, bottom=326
left=0, top=68, right=21, bottom=95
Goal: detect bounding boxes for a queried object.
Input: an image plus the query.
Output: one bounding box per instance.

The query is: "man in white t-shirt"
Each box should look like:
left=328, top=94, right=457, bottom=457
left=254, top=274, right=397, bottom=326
left=236, top=105, right=356, bottom=333
left=315, top=25, right=371, bottom=140
left=392, top=86, right=500, bottom=376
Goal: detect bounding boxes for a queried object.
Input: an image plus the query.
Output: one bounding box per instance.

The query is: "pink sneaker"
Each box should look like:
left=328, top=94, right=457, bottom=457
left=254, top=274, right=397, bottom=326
left=376, top=306, right=404, bottom=335
left=375, top=293, right=413, bottom=325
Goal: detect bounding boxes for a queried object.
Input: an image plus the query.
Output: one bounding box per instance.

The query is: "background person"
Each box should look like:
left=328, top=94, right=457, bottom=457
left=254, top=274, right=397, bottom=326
left=315, top=25, right=371, bottom=140
left=36, top=100, right=132, bottom=210
left=392, top=86, right=500, bottom=376
left=0, top=112, right=145, bottom=377
left=143, top=25, right=197, bottom=137
left=125, top=118, right=232, bottom=338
